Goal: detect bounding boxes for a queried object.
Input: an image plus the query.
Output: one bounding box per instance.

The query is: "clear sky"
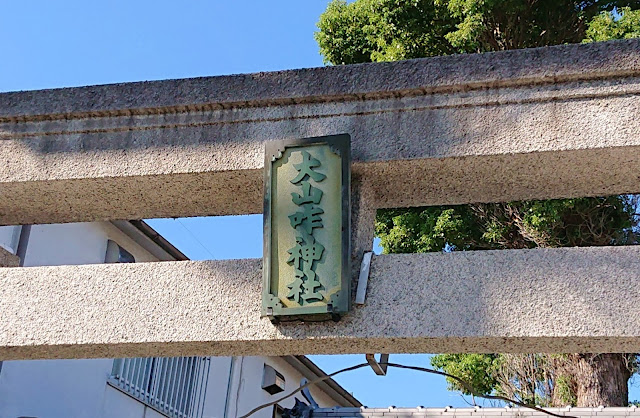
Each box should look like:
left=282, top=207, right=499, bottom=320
left=3, top=0, right=638, bottom=408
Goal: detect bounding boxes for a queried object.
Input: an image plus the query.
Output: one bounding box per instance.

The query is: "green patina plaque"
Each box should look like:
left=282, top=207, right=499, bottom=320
left=263, top=134, right=351, bottom=322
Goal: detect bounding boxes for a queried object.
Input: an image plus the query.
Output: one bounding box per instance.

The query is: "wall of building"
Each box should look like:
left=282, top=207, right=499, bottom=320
left=0, top=358, right=114, bottom=417
left=227, top=356, right=344, bottom=418
left=1, top=220, right=353, bottom=414
left=0, top=226, right=20, bottom=254
left=0, top=221, right=171, bottom=418
left=0, top=222, right=354, bottom=418
left=20, top=222, right=157, bottom=267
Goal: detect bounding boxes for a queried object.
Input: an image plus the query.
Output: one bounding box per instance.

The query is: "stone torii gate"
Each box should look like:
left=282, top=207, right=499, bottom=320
left=1, top=39, right=640, bottom=361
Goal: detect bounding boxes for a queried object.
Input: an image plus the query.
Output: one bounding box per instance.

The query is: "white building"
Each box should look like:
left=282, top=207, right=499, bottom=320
left=0, top=222, right=360, bottom=418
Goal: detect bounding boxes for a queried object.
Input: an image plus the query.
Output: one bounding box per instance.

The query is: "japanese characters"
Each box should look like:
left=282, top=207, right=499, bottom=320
left=286, top=151, right=326, bottom=304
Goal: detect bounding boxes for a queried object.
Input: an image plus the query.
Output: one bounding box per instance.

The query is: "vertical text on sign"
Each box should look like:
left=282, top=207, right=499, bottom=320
left=263, top=135, right=351, bottom=322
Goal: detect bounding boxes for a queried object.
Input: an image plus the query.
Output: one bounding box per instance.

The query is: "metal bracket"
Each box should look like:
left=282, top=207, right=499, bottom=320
left=282, top=398, right=313, bottom=418
left=355, top=252, right=373, bottom=305
left=300, top=378, right=319, bottom=409
left=366, top=353, right=389, bottom=376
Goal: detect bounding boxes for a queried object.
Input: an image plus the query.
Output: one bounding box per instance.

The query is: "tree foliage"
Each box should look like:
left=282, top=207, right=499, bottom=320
left=316, top=0, right=640, bottom=63
left=584, top=7, right=640, bottom=41
left=376, top=197, right=639, bottom=254
left=316, top=0, right=640, bottom=407
left=440, top=0, right=639, bottom=51
left=315, top=0, right=457, bottom=64
left=430, top=354, right=500, bottom=397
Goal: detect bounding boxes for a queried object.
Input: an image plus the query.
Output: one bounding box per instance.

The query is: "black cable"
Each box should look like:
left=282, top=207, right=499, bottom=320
left=384, top=363, right=576, bottom=418
left=238, top=361, right=579, bottom=418
left=238, top=363, right=370, bottom=418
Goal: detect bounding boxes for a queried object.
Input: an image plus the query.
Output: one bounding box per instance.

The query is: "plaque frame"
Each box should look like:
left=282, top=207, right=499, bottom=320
left=262, top=134, right=351, bottom=322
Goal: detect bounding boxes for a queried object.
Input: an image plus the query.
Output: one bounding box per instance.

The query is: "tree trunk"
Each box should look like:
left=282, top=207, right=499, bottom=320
left=568, top=354, right=631, bottom=406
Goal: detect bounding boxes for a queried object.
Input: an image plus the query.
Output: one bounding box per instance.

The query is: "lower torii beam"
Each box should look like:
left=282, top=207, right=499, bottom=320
left=1, top=245, right=639, bottom=360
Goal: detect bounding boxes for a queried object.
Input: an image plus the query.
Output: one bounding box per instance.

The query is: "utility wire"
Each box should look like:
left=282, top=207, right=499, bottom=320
left=238, top=362, right=578, bottom=418
left=174, top=218, right=216, bottom=259
left=384, top=363, right=576, bottom=418
left=238, top=363, right=370, bottom=418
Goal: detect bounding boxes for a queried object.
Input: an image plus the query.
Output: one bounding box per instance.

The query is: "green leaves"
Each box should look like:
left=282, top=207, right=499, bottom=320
left=375, top=206, right=481, bottom=253
left=376, top=197, right=637, bottom=255
left=430, top=354, right=500, bottom=396
left=584, top=7, right=640, bottom=42
left=315, top=0, right=457, bottom=64
left=315, top=0, right=381, bottom=65
left=316, top=0, right=640, bottom=63
left=316, top=0, right=640, bottom=406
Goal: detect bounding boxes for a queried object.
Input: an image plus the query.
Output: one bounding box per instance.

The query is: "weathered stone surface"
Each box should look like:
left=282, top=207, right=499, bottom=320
left=2, top=40, right=640, bottom=361
left=0, top=246, right=18, bottom=267
left=2, top=39, right=640, bottom=225
left=2, top=246, right=640, bottom=360
left=1, top=39, right=638, bottom=119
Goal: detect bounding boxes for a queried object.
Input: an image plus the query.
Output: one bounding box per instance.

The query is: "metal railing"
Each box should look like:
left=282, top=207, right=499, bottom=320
left=109, top=356, right=210, bottom=418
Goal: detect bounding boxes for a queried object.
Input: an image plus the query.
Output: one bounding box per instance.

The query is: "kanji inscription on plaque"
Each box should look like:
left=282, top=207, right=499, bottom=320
left=262, top=135, right=351, bottom=322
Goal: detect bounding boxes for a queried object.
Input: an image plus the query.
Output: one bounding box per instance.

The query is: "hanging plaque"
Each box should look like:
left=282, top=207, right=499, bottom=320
left=262, top=134, right=351, bottom=322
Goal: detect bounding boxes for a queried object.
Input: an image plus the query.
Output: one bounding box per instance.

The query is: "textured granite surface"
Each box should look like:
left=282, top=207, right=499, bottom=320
left=2, top=40, right=640, bottom=225
left=0, top=39, right=638, bottom=119
left=0, top=246, right=18, bottom=267
left=2, top=40, right=640, bottom=360
left=2, top=246, right=639, bottom=360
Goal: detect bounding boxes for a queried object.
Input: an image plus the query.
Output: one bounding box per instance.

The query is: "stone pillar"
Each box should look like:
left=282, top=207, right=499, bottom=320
left=350, top=174, right=377, bottom=298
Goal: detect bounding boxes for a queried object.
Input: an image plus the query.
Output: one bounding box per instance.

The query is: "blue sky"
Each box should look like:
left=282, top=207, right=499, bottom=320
left=3, top=0, right=638, bottom=408
left=0, top=1, right=329, bottom=91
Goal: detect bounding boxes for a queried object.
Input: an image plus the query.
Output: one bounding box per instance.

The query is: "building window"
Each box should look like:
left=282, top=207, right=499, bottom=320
left=273, top=404, right=284, bottom=418
left=109, top=357, right=210, bottom=418
left=105, top=239, right=135, bottom=263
